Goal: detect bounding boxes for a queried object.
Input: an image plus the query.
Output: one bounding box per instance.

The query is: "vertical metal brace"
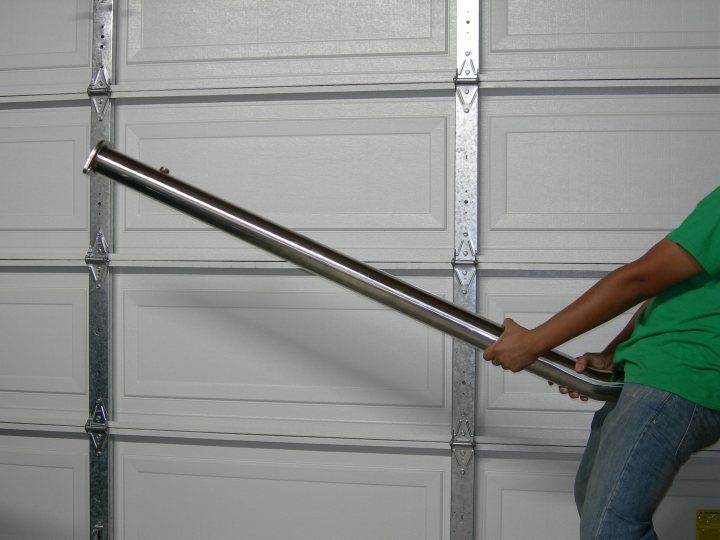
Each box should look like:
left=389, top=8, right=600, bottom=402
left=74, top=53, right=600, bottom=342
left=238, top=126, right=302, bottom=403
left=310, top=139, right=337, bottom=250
left=451, top=1, right=480, bottom=539
left=87, top=0, right=114, bottom=538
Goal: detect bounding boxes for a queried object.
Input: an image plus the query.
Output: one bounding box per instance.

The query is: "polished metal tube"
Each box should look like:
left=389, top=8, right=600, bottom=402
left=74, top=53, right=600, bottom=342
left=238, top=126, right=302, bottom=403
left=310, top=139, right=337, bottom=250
left=83, top=141, right=622, bottom=401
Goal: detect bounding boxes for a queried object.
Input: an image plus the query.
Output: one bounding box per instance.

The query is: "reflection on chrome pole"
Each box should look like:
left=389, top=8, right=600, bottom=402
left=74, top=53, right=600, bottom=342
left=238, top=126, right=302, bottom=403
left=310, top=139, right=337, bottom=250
left=83, top=141, right=622, bottom=402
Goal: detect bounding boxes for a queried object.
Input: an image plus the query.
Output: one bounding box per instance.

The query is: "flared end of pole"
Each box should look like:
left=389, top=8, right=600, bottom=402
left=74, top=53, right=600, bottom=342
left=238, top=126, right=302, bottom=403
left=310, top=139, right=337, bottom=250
left=83, top=140, right=108, bottom=174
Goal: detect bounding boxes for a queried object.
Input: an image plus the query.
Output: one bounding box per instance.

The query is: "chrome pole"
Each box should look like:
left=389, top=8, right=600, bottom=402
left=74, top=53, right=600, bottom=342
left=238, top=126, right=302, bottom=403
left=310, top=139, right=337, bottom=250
left=83, top=141, right=622, bottom=401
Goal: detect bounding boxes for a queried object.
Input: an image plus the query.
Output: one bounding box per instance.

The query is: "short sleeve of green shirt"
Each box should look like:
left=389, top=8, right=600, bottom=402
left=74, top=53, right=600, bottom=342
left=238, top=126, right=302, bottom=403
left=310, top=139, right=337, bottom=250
left=667, top=186, right=720, bottom=275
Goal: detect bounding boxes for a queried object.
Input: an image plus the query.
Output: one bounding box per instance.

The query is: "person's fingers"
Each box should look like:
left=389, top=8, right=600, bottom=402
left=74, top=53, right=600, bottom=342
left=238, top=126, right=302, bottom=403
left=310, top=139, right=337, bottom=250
left=575, top=355, right=589, bottom=373
left=501, top=318, right=519, bottom=332
left=558, top=384, right=590, bottom=400
left=482, top=342, right=495, bottom=361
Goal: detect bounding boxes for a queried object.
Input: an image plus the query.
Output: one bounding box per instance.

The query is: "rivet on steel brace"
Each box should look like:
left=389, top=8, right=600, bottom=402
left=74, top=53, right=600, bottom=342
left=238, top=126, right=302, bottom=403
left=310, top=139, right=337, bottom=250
left=450, top=417, right=476, bottom=475
left=456, top=85, right=478, bottom=114
left=85, top=231, right=110, bottom=287
left=88, top=65, right=111, bottom=121
left=91, top=521, right=104, bottom=540
left=452, top=237, right=477, bottom=287
left=455, top=51, right=479, bottom=114
left=85, top=398, right=109, bottom=456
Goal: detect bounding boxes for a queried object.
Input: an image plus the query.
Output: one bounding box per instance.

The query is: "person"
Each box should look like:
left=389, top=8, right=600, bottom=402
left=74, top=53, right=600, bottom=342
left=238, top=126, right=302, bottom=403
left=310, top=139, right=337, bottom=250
left=483, top=186, right=720, bottom=539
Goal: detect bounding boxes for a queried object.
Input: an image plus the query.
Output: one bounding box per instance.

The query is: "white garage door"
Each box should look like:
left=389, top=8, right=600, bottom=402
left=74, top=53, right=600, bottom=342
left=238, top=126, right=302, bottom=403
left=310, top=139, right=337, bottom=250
left=0, top=1, right=718, bottom=539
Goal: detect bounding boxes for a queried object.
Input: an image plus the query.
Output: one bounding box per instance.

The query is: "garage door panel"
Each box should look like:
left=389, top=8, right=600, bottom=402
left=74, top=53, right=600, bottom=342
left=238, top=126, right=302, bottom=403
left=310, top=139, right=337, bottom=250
left=0, top=273, right=87, bottom=425
left=655, top=457, right=720, bottom=535
left=114, top=273, right=451, bottom=440
left=0, top=107, right=90, bottom=258
left=114, top=97, right=454, bottom=262
left=0, top=0, right=91, bottom=96
left=116, top=0, right=454, bottom=89
left=476, top=452, right=720, bottom=540
left=116, top=440, right=449, bottom=540
left=480, top=94, right=720, bottom=263
left=482, top=0, right=720, bottom=79
left=477, top=456, right=580, bottom=540
left=0, top=434, right=88, bottom=540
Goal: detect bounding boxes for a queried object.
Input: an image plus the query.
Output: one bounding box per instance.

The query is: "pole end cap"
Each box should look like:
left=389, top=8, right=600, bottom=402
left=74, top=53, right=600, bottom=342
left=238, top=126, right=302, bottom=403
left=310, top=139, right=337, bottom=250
left=83, top=140, right=108, bottom=174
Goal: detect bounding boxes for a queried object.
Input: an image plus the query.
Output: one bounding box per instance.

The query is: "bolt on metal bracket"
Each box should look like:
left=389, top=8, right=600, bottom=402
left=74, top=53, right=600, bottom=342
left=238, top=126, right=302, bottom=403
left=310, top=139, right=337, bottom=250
left=90, top=95, right=111, bottom=122
left=88, top=65, right=112, bottom=121
left=85, top=232, right=110, bottom=287
left=454, top=237, right=477, bottom=262
left=89, top=64, right=111, bottom=93
left=456, top=85, right=478, bottom=114
left=91, top=521, right=104, bottom=540
left=85, top=399, right=109, bottom=456
left=452, top=237, right=477, bottom=287
left=451, top=443, right=475, bottom=475
left=455, top=56, right=479, bottom=83
left=450, top=418, right=476, bottom=475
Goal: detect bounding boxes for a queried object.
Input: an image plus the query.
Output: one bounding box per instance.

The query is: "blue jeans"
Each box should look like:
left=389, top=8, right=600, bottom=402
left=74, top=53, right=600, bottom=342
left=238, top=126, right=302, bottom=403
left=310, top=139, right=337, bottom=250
left=574, top=383, right=720, bottom=540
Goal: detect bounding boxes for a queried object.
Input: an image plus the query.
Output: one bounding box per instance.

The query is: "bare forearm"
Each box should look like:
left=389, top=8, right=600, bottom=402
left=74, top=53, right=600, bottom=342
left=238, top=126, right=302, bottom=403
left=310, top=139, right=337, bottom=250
left=483, top=238, right=704, bottom=373
left=527, top=237, right=705, bottom=355
left=528, top=267, right=650, bottom=355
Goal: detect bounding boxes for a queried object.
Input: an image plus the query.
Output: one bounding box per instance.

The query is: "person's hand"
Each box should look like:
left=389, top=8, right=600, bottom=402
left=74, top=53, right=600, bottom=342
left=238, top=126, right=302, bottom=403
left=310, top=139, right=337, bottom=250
left=483, top=318, right=541, bottom=372
left=551, top=351, right=615, bottom=401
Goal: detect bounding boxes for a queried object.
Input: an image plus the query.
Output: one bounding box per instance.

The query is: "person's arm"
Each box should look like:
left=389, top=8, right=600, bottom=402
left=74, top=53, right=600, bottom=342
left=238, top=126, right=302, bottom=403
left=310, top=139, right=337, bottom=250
left=558, top=300, right=649, bottom=400
left=483, top=238, right=704, bottom=372
left=588, top=297, right=650, bottom=365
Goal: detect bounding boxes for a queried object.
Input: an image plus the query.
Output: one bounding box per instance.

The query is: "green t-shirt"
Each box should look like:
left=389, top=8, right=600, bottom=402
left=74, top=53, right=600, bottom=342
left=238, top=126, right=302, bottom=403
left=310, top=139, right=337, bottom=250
left=614, top=186, right=720, bottom=410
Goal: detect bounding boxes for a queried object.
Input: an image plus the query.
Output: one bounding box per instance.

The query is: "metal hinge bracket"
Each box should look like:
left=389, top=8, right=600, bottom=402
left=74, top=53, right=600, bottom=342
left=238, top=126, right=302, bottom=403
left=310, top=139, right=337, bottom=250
left=456, top=84, right=478, bottom=114
left=452, top=237, right=477, bottom=287
left=450, top=417, right=476, bottom=475
left=85, top=231, right=110, bottom=287
left=455, top=54, right=479, bottom=84
left=455, top=52, right=479, bottom=112
left=91, top=521, right=104, bottom=540
left=88, top=65, right=112, bottom=121
left=85, top=398, right=109, bottom=455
